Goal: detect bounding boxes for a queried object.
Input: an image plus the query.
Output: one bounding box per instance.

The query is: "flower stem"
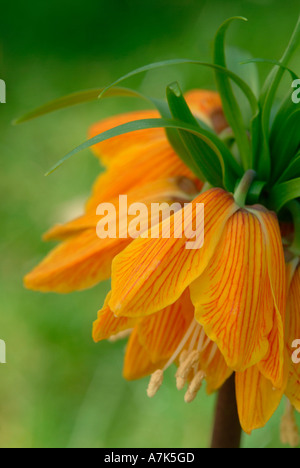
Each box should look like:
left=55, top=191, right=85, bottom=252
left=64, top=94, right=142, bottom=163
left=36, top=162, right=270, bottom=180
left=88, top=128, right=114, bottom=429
left=234, top=169, right=256, bottom=207
left=211, top=374, right=242, bottom=448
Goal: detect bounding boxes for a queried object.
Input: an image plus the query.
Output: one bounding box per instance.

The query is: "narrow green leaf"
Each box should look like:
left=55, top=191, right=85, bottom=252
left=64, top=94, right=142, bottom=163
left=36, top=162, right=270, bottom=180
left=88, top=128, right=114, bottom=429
left=258, top=15, right=300, bottom=179
left=241, top=58, right=299, bottom=81
left=45, top=117, right=243, bottom=179
left=213, top=17, right=252, bottom=170
left=13, top=87, right=145, bottom=124
left=276, top=152, right=300, bottom=184
left=271, top=109, right=300, bottom=182
left=99, top=59, right=258, bottom=115
left=166, top=82, right=241, bottom=190
left=269, top=178, right=300, bottom=212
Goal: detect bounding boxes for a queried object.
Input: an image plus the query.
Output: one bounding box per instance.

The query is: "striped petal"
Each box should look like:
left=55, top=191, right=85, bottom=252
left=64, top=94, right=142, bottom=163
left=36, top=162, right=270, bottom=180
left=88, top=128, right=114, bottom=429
left=253, top=207, right=286, bottom=387
left=190, top=208, right=278, bottom=372
left=123, top=328, right=166, bottom=380
left=199, top=344, right=232, bottom=394
left=109, top=188, right=238, bottom=317
left=25, top=178, right=188, bottom=293
left=136, top=289, right=194, bottom=362
left=89, top=90, right=224, bottom=165
left=184, top=89, right=227, bottom=134
left=93, top=292, right=137, bottom=342
left=86, top=142, right=195, bottom=213
left=236, top=365, right=286, bottom=434
left=285, top=263, right=300, bottom=410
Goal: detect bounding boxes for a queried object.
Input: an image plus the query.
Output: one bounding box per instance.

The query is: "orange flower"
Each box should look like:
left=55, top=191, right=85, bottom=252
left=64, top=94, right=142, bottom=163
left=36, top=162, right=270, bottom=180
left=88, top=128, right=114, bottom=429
left=285, top=260, right=300, bottom=411
left=97, top=186, right=287, bottom=433
left=24, top=90, right=223, bottom=293
left=24, top=87, right=297, bottom=436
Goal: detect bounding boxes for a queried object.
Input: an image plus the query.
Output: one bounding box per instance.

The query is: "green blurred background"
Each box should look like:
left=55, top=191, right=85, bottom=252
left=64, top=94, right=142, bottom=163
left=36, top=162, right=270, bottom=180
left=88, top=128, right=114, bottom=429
left=0, top=0, right=299, bottom=448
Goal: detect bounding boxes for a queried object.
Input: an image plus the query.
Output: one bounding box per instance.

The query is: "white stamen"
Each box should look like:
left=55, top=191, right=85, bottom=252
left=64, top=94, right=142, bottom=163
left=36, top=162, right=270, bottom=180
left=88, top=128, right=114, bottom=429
left=184, top=370, right=206, bottom=403
left=108, top=329, right=133, bottom=342
left=163, top=320, right=198, bottom=371
left=280, top=400, right=299, bottom=447
left=147, top=370, right=164, bottom=398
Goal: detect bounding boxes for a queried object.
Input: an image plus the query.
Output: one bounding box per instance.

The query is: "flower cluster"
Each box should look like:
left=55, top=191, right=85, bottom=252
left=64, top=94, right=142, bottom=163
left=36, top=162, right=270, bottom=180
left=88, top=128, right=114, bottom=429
left=23, top=17, right=300, bottom=438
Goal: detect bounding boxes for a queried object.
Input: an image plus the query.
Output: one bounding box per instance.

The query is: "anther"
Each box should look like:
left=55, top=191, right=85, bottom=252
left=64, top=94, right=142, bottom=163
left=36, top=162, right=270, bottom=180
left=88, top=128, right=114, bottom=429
left=147, top=370, right=164, bottom=398
left=184, top=370, right=206, bottom=403
left=108, top=329, right=132, bottom=342
left=175, top=350, right=201, bottom=390
left=280, top=401, right=299, bottom=447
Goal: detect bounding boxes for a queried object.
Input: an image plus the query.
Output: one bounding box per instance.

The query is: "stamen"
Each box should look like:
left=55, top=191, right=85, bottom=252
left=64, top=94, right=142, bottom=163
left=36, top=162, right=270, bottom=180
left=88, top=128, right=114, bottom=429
left=206, top=343, right=218, bottom=366
left=188, top=323, right=202, bottom=352
left=176, top=350, right=189, bottom=390
left=280, top=400, right=299, bottom=447
left=163, top=320, right=197, bottom=371
left=147, top=370, right=164, bottom=398
left=175, top=350, right=201, bottom=385
left=184, top=370, right=206, bottom=403
left=108, top=329, right=133, bottom=342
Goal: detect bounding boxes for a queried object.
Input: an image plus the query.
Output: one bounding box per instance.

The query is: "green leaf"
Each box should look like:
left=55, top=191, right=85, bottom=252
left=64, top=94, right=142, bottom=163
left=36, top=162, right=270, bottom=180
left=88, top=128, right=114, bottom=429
left=213, top=17, right=252, bottom=170
left=276, top=152, right=300, bottom=184
left=99, top=59, right=258, bottom=115
left=45, top=117, right=243, bottom=179
left=271, top=109, right=300, bottom=182
left=166, top=82, right=241, bottom=190
left=269, top=178, right=300, bottom=212
left=241, top=58, right=299, bottom=81
left=258, top=15, right=300, bottom=179
left=13, top=87, right=145, bottom=124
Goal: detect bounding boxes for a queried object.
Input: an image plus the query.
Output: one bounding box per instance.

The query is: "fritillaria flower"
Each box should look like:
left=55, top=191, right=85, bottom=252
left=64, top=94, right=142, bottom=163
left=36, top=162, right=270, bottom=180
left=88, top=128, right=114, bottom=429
left=22, top=16, right=300, bottom=447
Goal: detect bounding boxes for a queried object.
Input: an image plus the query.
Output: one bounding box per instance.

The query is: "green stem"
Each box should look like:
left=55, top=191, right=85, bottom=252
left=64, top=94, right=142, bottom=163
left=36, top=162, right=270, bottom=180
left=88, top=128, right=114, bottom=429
left=234, top=170, right=256, bottom=207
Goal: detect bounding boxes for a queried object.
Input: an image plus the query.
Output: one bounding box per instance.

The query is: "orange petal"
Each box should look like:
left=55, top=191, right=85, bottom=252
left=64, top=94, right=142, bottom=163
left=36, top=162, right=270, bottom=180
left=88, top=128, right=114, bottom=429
left=25, top=178, right=190, bottom=293
left=137, top=289, right=194, bottom=362
left=236, top=366, right=286, bottom=434
left=253, top=208, right=286, bottom=387
left=88, top=110, right=165, bottom=164
left=285, top=263, right=300, bottom=410
left=185, top=89, right=227, bottom=134
left=200, top=343, right=232, bottom=394
left=93, top=292, right=137, bottom=342
left=123, top=328, right=166, bottom=380
left=190, top=209, right=275, bottom=372
left=89, top=90, right=224, bottom=165
left=24, top=229, right=125, bottom=293
left=109, top=188, right=238, bottom=317
left=86, top=142, right=195, bottom=213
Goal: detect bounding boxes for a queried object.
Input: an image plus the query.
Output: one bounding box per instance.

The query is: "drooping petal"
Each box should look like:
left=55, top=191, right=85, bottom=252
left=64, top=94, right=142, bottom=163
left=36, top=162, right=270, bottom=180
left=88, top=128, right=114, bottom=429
left=25, top=178, right=189, bottom=293
left=24, top=229, right=123, bottom=293
left=86, top=142, right=195, bottom=213
left=89, top=110, right=166, bottom=164
left=109, top=188, right=238, bottom=317
left=190, top=209, right=274, bottom=372
left=199, top=343, right=232, bottom=394
left=137, top=289, right=194, bottom=362
left=184, top=89, right=228, bottom=134
left=253, top=207, right=286, bottom=388
left=236, top=365, right=286, bottom=434
left=285, top=263, right=300, bottom=411
left=89, top=90, right=225, bottom=165
left=93, top=292, right=137, bottom=342
left=123, top=328, right=166, bottom=380
left=45, top=177, right=195, bottom=241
